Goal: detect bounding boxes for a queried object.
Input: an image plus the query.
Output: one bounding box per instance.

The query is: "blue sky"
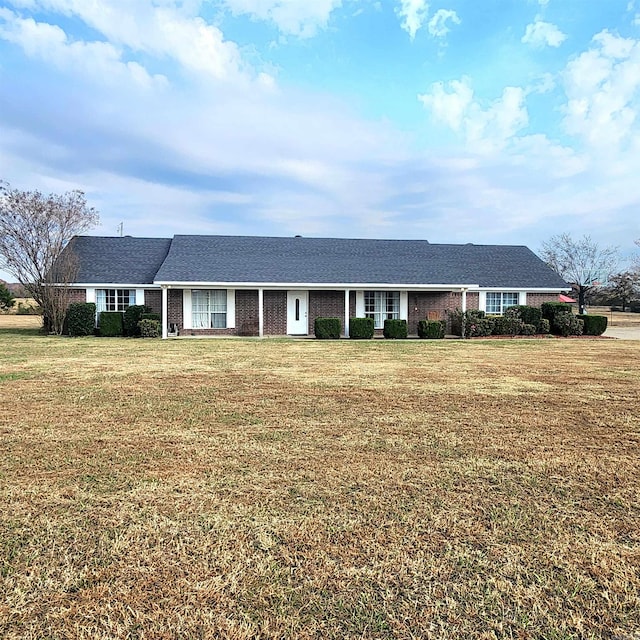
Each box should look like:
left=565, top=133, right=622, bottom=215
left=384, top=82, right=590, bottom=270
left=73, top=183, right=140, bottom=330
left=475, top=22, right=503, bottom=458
left=1, top=0, right=640, bottom=282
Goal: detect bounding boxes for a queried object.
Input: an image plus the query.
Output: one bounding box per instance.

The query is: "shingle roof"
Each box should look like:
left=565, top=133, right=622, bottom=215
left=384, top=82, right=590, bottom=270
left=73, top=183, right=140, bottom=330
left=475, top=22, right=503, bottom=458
left=65, top=236, right=172, bottom=284
left=153, top=235, right=568, bottom=288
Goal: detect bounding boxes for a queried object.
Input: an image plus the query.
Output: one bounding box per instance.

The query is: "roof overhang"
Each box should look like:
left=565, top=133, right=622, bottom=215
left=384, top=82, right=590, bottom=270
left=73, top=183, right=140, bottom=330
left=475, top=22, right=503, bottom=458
left=153, top=281, right=482, bottom=291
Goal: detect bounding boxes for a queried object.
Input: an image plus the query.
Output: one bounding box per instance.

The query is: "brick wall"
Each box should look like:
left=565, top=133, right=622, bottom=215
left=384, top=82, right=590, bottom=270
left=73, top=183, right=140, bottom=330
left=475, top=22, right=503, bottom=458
left=264, top=291, right=287, bottom=335
left=236, top=290, right=259, bottom=336
left=67, top=289, right=87, bottom=304
left=526, top=293, right=561, bottom=307
left=309, top=290, right=347, bottom=335
left=144, top=289, right=162, bottom=314
left=168, top=289, right=183, bottom=329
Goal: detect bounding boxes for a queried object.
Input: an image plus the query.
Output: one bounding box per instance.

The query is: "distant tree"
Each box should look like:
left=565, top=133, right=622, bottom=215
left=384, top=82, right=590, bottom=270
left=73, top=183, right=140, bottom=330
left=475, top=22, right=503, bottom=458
left=0, top=182, right=99, bottom=334
left=0, top=282, right=15, bottom=312
left=606, top=271, right=640, bottom=311
left=540, top=234, right=618, bottom=315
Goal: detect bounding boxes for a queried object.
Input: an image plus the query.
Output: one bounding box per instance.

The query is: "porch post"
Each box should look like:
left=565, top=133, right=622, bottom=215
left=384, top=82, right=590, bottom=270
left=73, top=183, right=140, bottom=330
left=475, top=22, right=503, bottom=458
left=461, top=287, right=467, bottom=339
left=162, top=286, right=168, bottom=340
left=258, top=288, right=264, bottom=337
left=344, top=289, right=350, bottom=338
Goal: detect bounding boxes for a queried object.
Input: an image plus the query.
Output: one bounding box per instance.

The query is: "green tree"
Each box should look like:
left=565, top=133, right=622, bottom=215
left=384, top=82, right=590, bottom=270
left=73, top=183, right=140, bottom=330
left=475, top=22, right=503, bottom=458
left=0, top=282, right=15, bottom=312
left=0, top=182, right=99, bottom=334
left=540, top=234, right=618, bottom=315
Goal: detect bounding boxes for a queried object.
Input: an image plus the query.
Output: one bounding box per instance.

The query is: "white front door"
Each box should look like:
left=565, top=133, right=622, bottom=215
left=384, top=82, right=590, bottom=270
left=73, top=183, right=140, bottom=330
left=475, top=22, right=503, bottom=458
left=287, top=290, right=308, bottom=334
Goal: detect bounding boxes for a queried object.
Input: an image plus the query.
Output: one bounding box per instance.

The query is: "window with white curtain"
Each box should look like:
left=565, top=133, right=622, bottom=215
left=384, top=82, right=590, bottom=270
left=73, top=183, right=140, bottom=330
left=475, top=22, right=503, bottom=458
left=485, top=292, right=519, bottom=314
left=364, top=291, right=400, bottom=329
left=192, top=290, right=227, bottom=329
left=95, top=289, right=135, bottom=312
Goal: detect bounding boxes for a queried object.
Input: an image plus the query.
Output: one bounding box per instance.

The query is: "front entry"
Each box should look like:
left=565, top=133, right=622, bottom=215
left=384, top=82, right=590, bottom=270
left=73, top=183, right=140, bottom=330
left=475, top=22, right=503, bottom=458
left=287, top=290, right=308, bottom=335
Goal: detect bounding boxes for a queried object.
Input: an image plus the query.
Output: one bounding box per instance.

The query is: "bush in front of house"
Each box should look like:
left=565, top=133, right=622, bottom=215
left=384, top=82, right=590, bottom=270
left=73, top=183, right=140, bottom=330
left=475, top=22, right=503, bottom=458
left=541, top=302, right=572, bottom=334
left=492, top=307, right=525, bottom=336
left=349, top=317, right=374, bottom=339
left=141, top=312, right=161, bottom=323
left=66, top=302, right=96, bottom=337
left=98, top=311, right=124, bottom=337
left=383, top=319, right=408, bottom=339
left=315, top=317, right=341, bottom=339
left=123, top=305, right=151, bottom=337
left=539, top=318, right=550, bottom=334
left=417, top=319, right=445, bottom=339
left=522, top=323, right=537, bottom=335
left=554, top=314, right=584, bottom=337
left=138, top=318, right=161, bottom=338
left=577, top=314, right=608, bottom=336
left=510, top=305, right=543, bottom=332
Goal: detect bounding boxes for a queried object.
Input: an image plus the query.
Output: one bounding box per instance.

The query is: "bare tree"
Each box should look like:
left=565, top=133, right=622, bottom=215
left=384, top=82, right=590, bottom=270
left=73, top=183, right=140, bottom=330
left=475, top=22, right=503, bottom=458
left=0, top=182, right=99, bottom=334
left=540, top=234, right=618, bottom=314
left=606, top=271, right=640, bottom=311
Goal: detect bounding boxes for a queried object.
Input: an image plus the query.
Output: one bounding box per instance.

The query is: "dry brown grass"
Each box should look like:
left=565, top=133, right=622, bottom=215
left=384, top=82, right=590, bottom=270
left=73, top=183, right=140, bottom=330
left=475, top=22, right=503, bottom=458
left=589, top=306, right=640, bottom=328
left=1, top=329, right=639, bottom=639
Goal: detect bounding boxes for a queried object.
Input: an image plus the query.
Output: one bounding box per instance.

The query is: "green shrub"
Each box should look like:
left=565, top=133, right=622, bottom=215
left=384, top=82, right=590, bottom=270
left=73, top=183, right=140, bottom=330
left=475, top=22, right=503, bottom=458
left=123, top=305, right=150, bottom=337
left=554, top=314, right=583, bottom=337
left=448, top=309, right=495, bottom=337
left=577, top=315, right=608, bottom=336
left=541, top=302, right=574, bottom=335
left=491, top=308, right=525, bottom=336
left=349, top=317, right=374, bottom=339
left=314, top=317, right=341, bottom=339
left=539, top=318, right=550, bottom=334
left=138, top=318, right=161, bottom=338
left=417, top=319, right=445, bottom=339
left=522, top=323, right=537, bottom=335
left=510, top=305, right=543, bottom=330
left=383, top=319, right=407, bottom=339
left=66, top=303, right=96, bottom=337
left=140, top=312, right=161, bottom=323
left=98, top=311, right=124, bottom=337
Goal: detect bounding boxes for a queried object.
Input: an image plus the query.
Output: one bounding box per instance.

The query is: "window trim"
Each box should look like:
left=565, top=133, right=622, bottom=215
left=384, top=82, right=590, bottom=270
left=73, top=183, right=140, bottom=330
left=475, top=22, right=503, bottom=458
left=95, top=288, right=136, bottom=313
left=483, top=291, right=522, bottom=315
left=364, top=290, right=400, bottom=329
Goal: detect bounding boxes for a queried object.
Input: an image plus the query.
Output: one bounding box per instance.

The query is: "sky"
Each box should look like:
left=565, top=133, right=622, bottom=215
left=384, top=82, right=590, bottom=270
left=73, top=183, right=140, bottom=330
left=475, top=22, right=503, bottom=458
left=1, top=0, right=640, bottom=282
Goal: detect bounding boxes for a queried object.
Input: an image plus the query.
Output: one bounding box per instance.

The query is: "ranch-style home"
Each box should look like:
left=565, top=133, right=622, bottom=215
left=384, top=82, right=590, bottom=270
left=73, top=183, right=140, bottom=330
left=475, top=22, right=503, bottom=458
left=62, top=234, right=569, bottom=338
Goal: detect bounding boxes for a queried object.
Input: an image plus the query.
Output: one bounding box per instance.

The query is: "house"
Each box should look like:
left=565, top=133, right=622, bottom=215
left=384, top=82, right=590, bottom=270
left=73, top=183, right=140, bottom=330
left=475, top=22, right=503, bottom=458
left=62, top=235, right=569, bottom=338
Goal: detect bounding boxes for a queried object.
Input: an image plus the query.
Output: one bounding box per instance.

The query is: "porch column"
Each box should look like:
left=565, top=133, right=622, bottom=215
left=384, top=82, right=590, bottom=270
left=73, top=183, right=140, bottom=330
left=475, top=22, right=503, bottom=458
left=258, top=288, right=264, bottom=337
left=461, top=287, right=467, bottom=339
left=162, top=286, right=168, bottom=340
left=344, top=289, right=350, bottom=338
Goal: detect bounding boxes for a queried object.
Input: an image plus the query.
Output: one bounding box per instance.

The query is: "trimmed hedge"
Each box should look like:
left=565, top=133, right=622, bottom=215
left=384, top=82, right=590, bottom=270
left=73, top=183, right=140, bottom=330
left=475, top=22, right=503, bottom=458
left=315, top=317, right=341, bottom=339
left=417, top=319, right=445, bottom=339
left=138, top=318, right=161, bottom=338
left=141, top=312, right=161, bottom=323
left=539, top=318, right=550, bottom=334
left=349, top=317, right=374, bottom=339
left=509, top=305, right=543, bottom=331
left=98, top=311, right=124, bottom=337
left=554, top=314, right=584, bottom=337
left=124, top=305, right=150, bottom=337
left=383, top=319, right=407, bottom=339
left=66, top=302, right=96, bottom=337
left=577, top=314, right=608, bottom=336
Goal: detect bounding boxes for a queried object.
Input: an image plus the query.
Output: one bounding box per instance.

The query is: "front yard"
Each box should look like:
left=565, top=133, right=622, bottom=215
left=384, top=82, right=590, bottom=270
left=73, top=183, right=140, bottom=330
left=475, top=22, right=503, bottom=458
left=1, top=328, right=639, bottom=639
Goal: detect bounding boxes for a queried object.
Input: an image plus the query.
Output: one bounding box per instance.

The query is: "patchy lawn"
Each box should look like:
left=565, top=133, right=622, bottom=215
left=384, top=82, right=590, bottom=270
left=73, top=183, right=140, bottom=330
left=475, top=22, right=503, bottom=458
left=1, top=330, right=639, bottom=639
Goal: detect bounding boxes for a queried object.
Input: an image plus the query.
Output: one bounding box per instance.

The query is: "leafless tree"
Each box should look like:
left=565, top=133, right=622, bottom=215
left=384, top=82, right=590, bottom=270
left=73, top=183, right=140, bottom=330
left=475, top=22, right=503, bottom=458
left=540, top=233, right=618, bottom=314
left=0, top=182, right=99, bottom=334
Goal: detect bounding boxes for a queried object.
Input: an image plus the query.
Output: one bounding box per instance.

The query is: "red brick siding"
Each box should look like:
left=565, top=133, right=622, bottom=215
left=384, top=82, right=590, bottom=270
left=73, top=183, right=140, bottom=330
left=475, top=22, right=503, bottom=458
left=264, top=291, right=287, bottom=335
left=236, top=290, right=259, bottom=336
left=168, top=289, right=183, bottom=329
left=144, top=289, right=162, bottom=314
left=67, top=289, right=87, bottom=304
left=309, top=290, right=347, bottom=335
left=526, top=293, right=561, bottom=307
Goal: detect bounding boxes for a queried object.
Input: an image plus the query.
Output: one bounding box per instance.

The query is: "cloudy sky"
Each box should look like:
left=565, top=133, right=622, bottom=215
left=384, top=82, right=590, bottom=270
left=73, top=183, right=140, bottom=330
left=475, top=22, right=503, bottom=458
left=1, top=0, right=640, bottom=282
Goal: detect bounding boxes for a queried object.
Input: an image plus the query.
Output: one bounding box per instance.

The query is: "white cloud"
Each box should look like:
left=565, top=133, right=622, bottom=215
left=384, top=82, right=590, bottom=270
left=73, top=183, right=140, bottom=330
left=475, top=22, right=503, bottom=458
left=419, top=77, right=529, bottom=152
left=427, top=9, right=460, bottom=38
left=222, top=0, right=342, bottom=38
left=0, top=8, right=165, bottom=88
left=562, top=30, right=640, bottom=150
left=522, top=19, right=567, bottom=48
left=397, top=0, right=429, bottom=40
left=2, top=0, right=251, bottom=81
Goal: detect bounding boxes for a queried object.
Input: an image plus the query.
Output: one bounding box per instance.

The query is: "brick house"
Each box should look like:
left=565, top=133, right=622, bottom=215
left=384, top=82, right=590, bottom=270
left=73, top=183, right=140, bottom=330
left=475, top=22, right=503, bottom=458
left=61, top=235, right=569, bottom=338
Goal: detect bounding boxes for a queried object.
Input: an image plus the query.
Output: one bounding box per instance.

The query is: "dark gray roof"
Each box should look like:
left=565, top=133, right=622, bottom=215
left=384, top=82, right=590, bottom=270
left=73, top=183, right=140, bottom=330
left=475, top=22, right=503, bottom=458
left=153, top=235, right=568, bottom=288
left=64, top=236, right=172, bottom=284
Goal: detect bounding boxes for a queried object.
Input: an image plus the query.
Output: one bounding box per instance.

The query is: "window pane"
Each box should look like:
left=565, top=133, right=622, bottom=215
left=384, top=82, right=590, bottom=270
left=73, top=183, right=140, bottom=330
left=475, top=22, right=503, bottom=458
left=192, top=290, right=227, bottom=329
left=486, top=292, right=501, bottom=314
left=503, top=293, right=519, bottom=309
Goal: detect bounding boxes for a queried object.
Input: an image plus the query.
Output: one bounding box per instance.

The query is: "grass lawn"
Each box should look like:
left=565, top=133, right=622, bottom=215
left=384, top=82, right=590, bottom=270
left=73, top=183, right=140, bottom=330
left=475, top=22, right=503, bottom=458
left=1, top=326, right=639, bottom=639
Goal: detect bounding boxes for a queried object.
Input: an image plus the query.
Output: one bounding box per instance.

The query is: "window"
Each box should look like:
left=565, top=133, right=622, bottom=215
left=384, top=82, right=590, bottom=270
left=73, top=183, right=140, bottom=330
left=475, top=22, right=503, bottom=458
left=486, top=292, right=519, bottom=314
left=365, top=291, right=400, bottom=329
left=192, top=290, right=227, bottom=329
left=96, top=289, right=135, bottom=312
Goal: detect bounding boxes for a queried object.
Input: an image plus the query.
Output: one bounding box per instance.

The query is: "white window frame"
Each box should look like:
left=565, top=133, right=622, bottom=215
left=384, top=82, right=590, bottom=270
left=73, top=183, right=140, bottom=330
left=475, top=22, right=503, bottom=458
left=191, top=290, right=228, bottom=329
left=364, top=291, right=400, bottom=329
left=95, top=289, right=136, bottom=313
left=485, top=291, right=520, bottom=315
